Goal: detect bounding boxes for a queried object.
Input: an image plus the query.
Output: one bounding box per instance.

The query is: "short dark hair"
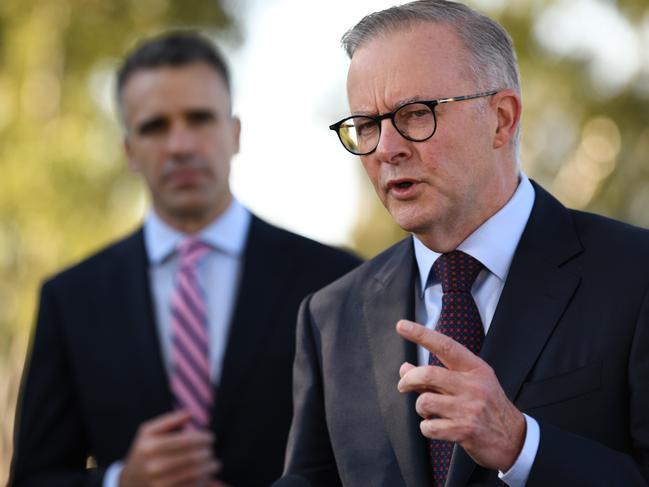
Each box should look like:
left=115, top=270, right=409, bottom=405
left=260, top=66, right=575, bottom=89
left=116, top=31, right=231, bottom=103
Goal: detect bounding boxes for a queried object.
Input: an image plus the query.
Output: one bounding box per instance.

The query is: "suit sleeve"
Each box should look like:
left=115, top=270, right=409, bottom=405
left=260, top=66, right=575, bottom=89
left=527, top=284, right=649, bottom=486
left=280, top=295, right=342, bottom=487
left=9, top=281, right=105, bottom=487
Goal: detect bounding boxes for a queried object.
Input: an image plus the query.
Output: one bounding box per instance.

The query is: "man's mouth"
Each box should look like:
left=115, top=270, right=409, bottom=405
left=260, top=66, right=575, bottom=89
left=395, top=181, right=413, bottom=189
left=167, top=168, right=204, bottom=186
left=387, top=179, right=418, bottom=190
left=385, top=178, right=421, bottom=199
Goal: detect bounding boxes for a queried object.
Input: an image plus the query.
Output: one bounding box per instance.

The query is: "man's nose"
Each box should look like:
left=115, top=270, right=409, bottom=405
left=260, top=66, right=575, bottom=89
left=166, top=124, right=197, bottom=156
left=374, top=119, right=410, bottom=164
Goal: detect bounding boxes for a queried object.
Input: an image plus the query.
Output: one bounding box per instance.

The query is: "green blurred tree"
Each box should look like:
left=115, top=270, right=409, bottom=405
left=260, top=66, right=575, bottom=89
left=0, top=0, right=234, bottom=481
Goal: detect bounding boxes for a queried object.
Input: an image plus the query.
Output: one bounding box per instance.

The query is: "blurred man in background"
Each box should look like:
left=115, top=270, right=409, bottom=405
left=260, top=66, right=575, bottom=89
left=10, top=32, right=359, bottom=487
left=279, top=1, right=649, bottom=486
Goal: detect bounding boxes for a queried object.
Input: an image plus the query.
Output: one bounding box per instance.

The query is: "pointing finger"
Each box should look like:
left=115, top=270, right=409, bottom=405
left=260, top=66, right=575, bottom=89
left=396, top=320, right=483, bottom=371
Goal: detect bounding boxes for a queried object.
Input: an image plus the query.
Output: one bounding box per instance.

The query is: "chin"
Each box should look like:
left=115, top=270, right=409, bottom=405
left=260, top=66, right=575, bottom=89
left=386, top=202, right=423, bottom=229
left=166, top=200, right=211, bottom=220
left=391, top=215, right=428, bottom=235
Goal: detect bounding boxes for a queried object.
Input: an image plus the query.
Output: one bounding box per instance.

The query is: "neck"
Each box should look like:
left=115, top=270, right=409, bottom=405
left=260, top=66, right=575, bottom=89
left=155, top=196, right=233, bottom=235
left=416, top=173, right=519, bottom=253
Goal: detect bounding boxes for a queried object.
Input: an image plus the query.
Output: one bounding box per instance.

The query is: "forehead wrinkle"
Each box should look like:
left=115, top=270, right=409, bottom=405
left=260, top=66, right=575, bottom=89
left=348, top=65, right=413, bottom=116
left=347, top=26, right=469, bottom=119
left=352, top=96, right=427, bottom=117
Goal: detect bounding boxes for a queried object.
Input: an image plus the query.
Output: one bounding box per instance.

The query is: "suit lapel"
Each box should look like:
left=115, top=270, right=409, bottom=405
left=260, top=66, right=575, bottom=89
left=446, top=183, right=583, bottom=486
left=214, top=217, right=294, bottom=436
left=362, top=239, right=432, bottom=487
left=112, top=230, right=172, bottom=421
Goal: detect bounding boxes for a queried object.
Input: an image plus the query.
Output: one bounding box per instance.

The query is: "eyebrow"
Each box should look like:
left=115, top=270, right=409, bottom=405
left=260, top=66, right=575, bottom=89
left=352, top=96, right=434, bottom=117
left=133, top=108, right=219, bottom=135
left=135, top=115, right=167, bottom=135
left=185, top=108, right=218, bottom=122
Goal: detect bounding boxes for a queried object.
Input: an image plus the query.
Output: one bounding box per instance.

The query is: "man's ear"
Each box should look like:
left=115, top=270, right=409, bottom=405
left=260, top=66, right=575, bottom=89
left=491, top=89, right=522, bottom=149
left=123, top=137, right=140, bottom=173
left=231, top=116, right=241, bottom=154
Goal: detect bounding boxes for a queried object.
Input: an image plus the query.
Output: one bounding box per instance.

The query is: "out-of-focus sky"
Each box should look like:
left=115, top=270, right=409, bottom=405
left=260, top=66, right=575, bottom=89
left=224, top=0, right=398, bottom=246
left=216, top=0, right=647, bottom=245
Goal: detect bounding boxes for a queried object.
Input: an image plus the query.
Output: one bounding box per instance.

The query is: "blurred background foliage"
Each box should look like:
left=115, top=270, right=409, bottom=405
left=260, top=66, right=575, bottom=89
left=1, top=0, right=649, bottom=483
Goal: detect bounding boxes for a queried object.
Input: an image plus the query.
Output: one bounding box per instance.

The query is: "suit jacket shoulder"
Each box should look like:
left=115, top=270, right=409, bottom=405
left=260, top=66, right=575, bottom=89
left=246, top=215, right=360, bottom=274
left=43, top=227, right=147, bottom=294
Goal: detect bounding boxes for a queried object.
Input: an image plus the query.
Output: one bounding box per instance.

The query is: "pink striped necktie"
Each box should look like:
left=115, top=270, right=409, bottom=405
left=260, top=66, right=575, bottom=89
left=169, top=237, right=213, bottom=430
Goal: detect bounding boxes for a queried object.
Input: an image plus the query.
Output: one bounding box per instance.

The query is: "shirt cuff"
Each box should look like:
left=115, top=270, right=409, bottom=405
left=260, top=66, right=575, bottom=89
left=498, top=414, right=540, bottom=486
left=103, top=461, right=124, bottom=487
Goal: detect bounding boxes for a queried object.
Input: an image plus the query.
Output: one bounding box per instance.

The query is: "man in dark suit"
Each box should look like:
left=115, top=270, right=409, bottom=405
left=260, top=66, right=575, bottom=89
left=9, top=33, right=360, bottom=487
left=278, top=1, right=649, bottom=486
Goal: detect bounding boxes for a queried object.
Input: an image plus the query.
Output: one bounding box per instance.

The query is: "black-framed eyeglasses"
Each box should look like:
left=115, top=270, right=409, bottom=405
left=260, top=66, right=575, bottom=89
left=329, top=90, right=499, bottom=156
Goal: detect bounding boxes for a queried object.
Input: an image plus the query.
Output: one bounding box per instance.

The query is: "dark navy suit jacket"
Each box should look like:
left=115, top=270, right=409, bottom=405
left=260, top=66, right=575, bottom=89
left=10, top=216, right=361, bottom=487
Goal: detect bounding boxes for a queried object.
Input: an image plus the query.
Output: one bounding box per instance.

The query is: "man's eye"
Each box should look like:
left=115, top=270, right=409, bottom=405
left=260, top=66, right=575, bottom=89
left=355, top=121, right=378, bottom=137
left=187, top=111, right=216, bottom=125
left=400, top=107, right=431, bottom=120
left=138, top=119, right=167, bottom=135
left=410, top=109, right=430, bottom=118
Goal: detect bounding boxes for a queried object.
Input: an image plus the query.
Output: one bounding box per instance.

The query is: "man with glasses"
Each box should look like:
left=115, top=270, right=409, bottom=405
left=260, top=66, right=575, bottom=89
left=10, top=33, right=360, bottom=487
left=278, top=1, right=649, bottom=486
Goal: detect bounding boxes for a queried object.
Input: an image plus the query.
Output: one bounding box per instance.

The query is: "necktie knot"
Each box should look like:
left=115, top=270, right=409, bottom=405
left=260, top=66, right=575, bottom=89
left=177, top=237, right=211, bottom=269
left=433, top=250, right=483, bottom=293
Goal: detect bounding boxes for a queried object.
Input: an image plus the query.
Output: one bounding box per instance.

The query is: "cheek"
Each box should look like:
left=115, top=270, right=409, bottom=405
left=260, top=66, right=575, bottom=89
left=361, top=160, right=389, bottom=203
left=360, top=158, right=381, bottom=188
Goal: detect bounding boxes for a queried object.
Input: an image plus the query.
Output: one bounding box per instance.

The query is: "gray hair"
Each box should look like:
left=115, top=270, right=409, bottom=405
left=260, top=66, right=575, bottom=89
left=341, top=0, right=520, bottom=94
left=342, top=1, right=522, bottom=157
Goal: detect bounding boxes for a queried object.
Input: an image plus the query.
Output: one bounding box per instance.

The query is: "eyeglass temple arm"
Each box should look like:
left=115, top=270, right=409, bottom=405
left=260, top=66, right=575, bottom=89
left=436, top=90, right=499, bottom=105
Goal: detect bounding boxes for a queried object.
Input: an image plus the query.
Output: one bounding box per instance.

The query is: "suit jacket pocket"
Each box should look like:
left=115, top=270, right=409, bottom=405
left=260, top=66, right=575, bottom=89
left=516, top=361, right=602, bottom=410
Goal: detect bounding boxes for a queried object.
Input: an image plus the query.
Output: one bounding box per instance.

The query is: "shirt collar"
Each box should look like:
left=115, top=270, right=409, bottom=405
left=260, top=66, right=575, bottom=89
left=414, top=173, right=535, bottom=296
left=143, top=198, right=252, bottom=264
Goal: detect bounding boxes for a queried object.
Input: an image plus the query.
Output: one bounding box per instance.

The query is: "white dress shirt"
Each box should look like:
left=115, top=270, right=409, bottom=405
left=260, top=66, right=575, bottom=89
left=144, top=199, right=251, bottom=381
left=103, top=199, right=251, bottom=487
left=413, top=173, right=539, bottom=486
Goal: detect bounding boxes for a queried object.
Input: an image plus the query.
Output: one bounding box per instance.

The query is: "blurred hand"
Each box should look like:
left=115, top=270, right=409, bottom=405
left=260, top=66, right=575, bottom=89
left=396, top=319, right=525, bottom=471
left=119, top=410, right=222, bottom=487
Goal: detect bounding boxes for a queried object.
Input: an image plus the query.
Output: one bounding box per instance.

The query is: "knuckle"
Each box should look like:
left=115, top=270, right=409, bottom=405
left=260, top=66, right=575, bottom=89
left=420, top=419, right=433, bottom=437
left=421, top=418, right=443, bottom=439
left=454, top=423, right=471, bottom=442
left=480, top=363, right=496, bottom=381
left=144, top=460, right=159, bottom=477
left=465, top=398, right=487, bottom=418
left=141, top=440, right=155, bottom=457
left=415, top=393, right=432, bottom=417
left=466, top=378, right=489, bottom=400
left=136, top=424, right=148, bottom=439
left=193, top=448, right=209, bottom=464
left=421, top=367, right=435, bottom=385
left=439, top=337, right=454, bottom=356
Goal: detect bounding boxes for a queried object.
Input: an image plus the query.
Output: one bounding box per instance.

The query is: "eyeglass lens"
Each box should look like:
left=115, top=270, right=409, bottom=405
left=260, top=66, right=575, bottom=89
left=337, top=102, right=436, bottom=155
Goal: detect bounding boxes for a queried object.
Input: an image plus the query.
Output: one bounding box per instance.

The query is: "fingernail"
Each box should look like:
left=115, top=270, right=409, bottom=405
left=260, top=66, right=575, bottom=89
left=398, top=320, right=413, bottom=332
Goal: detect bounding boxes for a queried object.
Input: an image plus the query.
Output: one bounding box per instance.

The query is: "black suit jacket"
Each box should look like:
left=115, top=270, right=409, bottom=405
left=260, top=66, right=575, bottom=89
left=281, top=183, right=649, bottom=486
left=10, top=215, right=360, bottom=487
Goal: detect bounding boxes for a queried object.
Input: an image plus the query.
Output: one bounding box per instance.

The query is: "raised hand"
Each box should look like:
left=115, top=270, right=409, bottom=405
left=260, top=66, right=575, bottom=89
left=396, top=319, right=525, bottom=471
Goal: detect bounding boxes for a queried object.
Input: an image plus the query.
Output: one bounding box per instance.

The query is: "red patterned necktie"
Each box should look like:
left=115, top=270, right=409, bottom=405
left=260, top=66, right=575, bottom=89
left=428, top=250, right=484, bottom=486
left=169, top=237, right=213, bottom=429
